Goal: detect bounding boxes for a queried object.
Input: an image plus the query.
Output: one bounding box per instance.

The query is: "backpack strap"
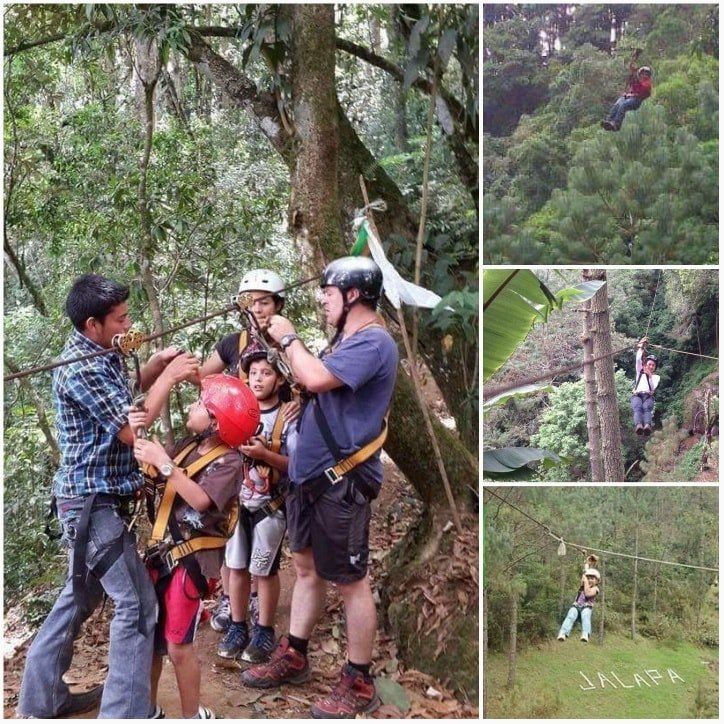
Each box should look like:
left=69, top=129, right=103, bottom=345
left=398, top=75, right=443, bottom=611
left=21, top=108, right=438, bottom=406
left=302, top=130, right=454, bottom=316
left=238, top=329, right=249, bottom=382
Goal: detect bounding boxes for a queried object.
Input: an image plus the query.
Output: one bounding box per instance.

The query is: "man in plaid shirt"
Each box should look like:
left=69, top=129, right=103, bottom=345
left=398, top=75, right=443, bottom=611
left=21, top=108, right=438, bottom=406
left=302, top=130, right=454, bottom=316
left=18, top=274, right=199, bottom=719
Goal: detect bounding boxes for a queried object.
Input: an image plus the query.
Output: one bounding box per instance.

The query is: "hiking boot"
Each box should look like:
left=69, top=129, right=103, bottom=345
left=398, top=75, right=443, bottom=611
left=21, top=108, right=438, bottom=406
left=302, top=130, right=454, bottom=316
left=248, top=591, right=260, bottom=626
left=581, top=632, right=589, bottom=642
left=643, top=424, right=651, bottom=436
left=56, top=683, right=104, bottom=716
left=635, top=424, right=644, bottom=435
left=242, top=625, right=277, bottom=663
left=557, top=634, right=567, bottom=641
left=310, top=664, right=380, bottom=719
left=242, top=635, right=310, bottom=688
left=601, top=120, right=614, bottom=131
left=210, top=594, right=231, bottom=633
left=217, top=621, right=249, bottom=659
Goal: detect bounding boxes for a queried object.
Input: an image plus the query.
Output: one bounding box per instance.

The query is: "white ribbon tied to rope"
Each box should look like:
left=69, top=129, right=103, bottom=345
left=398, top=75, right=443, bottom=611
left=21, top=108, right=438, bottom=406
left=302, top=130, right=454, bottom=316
left=354, top=211, right=443, bottom=310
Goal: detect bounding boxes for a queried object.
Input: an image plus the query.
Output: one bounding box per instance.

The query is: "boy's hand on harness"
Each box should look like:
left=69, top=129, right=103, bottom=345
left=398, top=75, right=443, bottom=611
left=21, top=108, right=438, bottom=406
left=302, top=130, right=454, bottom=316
left=240, top=435, right=269, bottom=461
left=133, top=435, right=168, bottom=468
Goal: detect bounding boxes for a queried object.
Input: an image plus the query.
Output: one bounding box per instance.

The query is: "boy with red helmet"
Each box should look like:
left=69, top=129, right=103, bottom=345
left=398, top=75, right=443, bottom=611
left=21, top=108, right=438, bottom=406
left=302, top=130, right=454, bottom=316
left=129, top=374, right=260, bottom=719
left=216, top=342, right=297, bottom=664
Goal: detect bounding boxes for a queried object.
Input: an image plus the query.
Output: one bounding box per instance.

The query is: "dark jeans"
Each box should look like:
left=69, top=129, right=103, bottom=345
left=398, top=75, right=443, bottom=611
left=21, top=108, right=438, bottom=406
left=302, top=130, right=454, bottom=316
left=17, top=496, right=157, bottom=718
left=606, top=95, right=643, bottom=128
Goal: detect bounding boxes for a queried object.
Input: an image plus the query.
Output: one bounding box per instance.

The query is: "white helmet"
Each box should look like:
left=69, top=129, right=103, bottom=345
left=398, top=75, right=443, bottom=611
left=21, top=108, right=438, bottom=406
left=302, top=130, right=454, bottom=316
left=584, top=568, right=601, bottom=581
left=238, top=269, right=285, bottom=298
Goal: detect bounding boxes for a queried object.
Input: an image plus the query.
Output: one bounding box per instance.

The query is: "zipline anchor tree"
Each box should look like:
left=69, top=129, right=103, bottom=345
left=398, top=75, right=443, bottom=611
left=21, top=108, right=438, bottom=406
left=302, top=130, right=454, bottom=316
left=358, top=176, right=463, bottom=534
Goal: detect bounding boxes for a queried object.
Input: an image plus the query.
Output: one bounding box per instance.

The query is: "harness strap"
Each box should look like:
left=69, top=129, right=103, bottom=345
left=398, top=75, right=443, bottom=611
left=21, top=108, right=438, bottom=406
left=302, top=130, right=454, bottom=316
left=312, top=397, right=388, bottom=484
left=149, top=441, right=232, bottom=544
left=237, top=329, right=249, bottom=382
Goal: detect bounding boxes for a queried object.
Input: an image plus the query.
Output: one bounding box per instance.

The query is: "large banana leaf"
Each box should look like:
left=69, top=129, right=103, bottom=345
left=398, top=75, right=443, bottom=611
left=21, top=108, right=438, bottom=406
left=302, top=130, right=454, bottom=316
left=483, top=447, right=562, bottom=479
left=483, top=270, right=605, bottom=381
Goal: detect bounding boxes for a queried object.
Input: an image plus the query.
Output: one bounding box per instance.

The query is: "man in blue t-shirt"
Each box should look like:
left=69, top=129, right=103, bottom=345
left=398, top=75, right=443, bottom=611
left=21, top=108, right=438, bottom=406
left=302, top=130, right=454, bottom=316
left=242, top=257, right=398, bottom=719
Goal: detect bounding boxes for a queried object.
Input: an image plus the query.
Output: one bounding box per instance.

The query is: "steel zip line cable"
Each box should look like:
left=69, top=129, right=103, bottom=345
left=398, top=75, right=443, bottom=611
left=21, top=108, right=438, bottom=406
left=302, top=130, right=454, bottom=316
left=4, top=274, right=321, bottom=382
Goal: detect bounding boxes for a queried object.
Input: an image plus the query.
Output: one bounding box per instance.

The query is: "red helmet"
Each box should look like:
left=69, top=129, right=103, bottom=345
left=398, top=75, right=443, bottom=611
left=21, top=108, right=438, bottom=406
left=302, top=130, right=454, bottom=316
left=200, top=375, right=260, bottom=447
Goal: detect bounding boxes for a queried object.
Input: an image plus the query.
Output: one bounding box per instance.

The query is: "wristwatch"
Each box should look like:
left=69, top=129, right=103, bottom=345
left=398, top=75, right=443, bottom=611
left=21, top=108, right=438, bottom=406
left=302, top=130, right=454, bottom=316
left=280, top=333, right=299, bottom=350
left=160, top=460, right=176, bottom=478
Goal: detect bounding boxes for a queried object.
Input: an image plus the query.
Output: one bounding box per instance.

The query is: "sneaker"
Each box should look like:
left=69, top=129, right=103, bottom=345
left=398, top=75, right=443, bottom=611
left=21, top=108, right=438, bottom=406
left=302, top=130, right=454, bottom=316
left=557, top=634, right=566, bottom=641
left=248, top=591, right=259, bottom=626
left=635, top=424, right=644, bottom=435
left=601, top=120, right=614, bottom=131
left=310, top=664, right=380, bottom=719
left=56, top=683, right=104, bottom=716
left=242, top=625, right=277, bottom=663
left=581, top=633, right=589, bottom=642
left=242, top=635, right=310, bottom=688
left=643, top=424, right=651, bottom=436
left=217, top=621, right=249, bottom=659
left=198, top=705, right=216, bottom=719
left=210, top=594, right=231, bottom=633
left=150, top=704, right=166, bottom=718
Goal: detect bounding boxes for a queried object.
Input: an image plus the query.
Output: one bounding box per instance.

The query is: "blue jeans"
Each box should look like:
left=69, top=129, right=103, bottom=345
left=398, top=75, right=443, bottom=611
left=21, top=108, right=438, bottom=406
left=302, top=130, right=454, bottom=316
left=606, top=95, right=643, bottom=128
left=17, top=497, right=157, bottom=718
left=631, top=394, right=654, bottom=426
left=558, top=605, right=592, bottom=637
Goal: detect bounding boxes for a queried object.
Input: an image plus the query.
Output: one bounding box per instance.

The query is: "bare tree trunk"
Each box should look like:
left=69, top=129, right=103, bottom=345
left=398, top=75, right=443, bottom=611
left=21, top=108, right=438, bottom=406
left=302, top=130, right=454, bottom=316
left=598, top=558, right=605, bottom=643
left=506, top=581, right=518, bottom=690
left=482, top=581, right=488, bottom=717
left=288, top=5, right=342, bottom=270
left=631, top=519, right=639, bottom=639
left=133, top=33, right=173, bottom=443
left=584, top=269, right=625, bottom=481
left=582, top=293, right=604, bottom=481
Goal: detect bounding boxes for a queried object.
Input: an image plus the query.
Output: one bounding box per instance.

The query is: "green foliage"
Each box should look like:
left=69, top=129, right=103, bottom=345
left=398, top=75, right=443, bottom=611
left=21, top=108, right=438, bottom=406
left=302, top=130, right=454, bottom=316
left=483, top=5, right=719, bottom=264
left=530, top=369, right=633, bottom=481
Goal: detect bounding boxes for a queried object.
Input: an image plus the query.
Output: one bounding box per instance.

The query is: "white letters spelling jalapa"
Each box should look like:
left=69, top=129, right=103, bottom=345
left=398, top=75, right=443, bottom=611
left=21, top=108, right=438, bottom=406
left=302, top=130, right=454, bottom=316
left=579, top=668, right=685, bottom=690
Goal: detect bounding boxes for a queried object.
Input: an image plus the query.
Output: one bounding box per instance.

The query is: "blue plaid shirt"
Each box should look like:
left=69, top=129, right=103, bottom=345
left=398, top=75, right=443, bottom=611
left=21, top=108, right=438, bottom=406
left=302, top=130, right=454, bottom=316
left=52, top=330, right=141, bottom=498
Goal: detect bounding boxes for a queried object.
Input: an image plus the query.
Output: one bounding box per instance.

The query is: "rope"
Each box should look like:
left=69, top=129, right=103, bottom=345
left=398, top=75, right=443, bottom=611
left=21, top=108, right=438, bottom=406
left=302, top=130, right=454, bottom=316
left=649, top=344, right=718, bottom=361
left=4, top=274, right=321, bottom=382
left=483, top=344, right=634, bottom=401
left=484, top=487, right=718, bottom=573
left=644, top=269, right=661, bottom=337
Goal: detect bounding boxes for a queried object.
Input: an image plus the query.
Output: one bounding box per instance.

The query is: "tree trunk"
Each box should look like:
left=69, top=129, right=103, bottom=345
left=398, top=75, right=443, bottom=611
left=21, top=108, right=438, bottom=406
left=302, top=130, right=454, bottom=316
left=482, top=577, right=488, bottom=717
left=631, top=519, right=639, bottom=639
left=585, top=269, right=625, bottom=481
left=185, top=33, right=477, bottom=454
left=288, top=5, right=342, bottom=271
left=598, top=557, right=605, bottom=643
left=133, top=33, right=173, bottom=443
left=506, top=579, right=518, bottom=690
left=582, top=294, right=604, bottom=481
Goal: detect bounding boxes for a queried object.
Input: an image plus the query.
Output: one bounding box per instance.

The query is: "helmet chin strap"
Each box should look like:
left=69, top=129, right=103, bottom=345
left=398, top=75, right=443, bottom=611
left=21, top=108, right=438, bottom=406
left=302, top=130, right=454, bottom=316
left=329, top=289, right=353, bottom=349
left=194, top=421, right=218, bottom=443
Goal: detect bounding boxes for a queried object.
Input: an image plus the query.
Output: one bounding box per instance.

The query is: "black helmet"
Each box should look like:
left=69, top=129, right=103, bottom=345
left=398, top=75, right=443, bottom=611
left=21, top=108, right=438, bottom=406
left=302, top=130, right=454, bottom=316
left=320, top=256, right=383, bottom=305
left=645, top=354, right=659, bottom=367
left=240, top=339, right=271, bottom=374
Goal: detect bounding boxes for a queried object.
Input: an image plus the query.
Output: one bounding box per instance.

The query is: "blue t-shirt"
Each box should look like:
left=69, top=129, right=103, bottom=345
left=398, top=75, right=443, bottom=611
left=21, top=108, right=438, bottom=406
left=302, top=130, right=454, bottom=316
left=290, top=327, right=398, bottom=485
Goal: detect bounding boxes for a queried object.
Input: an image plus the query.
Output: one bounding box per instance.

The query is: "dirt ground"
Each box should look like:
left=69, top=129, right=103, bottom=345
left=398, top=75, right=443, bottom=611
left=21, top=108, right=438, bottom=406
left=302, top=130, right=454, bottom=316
left=4, top=458, right=478, bottom=719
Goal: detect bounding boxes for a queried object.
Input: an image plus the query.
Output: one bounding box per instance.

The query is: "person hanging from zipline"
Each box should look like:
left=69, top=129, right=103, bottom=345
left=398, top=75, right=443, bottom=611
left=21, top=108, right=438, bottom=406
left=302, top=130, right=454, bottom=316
left=557, top=556, right=601, bottom=643
left=631, top=335, right=660, bottom=436
left=601, top=48, right=652, bottom=131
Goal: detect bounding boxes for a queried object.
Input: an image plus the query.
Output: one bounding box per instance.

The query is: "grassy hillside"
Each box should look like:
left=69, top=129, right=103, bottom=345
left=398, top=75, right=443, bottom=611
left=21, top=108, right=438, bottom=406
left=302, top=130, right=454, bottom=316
left=485, top=634, right=718, bottom=718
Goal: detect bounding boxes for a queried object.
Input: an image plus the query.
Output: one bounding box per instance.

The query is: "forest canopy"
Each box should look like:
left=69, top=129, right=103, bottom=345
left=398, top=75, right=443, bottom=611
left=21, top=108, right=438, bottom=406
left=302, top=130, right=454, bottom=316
left=483, top=4, right=718, bottom=264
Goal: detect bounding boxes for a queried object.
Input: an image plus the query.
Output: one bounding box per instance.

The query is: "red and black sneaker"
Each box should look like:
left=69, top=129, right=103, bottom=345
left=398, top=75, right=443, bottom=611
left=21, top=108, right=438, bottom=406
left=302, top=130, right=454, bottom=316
left=310, top=664, right=380, bottom=719
left=241, top=635, right=310, bottom=689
